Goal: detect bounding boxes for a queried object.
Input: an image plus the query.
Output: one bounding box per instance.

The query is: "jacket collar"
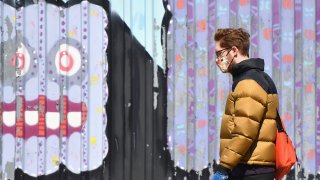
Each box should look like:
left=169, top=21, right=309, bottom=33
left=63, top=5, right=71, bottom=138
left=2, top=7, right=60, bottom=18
left=231, top=58, right=265, bottom=79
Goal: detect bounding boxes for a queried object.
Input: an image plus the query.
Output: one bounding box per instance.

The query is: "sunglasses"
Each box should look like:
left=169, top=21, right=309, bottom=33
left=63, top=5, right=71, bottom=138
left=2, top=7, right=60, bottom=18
left=215, top=48, right=231, bottom=58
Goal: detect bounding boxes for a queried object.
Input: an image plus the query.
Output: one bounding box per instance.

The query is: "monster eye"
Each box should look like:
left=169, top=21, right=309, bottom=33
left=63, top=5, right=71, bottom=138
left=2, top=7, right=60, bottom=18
left=55, top=44, right=81, bottom=76
left=10, top=43, right=31, bottom=76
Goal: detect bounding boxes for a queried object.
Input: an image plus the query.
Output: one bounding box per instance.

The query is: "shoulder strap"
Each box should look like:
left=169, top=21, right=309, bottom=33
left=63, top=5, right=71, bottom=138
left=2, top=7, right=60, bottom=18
left=260, top=72, right=284, bottom=133
left=276, top=110, right=285, bottom=132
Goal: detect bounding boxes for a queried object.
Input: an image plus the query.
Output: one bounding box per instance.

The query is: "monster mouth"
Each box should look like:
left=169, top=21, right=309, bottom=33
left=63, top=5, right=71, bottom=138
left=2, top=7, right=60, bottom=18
left=2, top=95, right=87, bottom=139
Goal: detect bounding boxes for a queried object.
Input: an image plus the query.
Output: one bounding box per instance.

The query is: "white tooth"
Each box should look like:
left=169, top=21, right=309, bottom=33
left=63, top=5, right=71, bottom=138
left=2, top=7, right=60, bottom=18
left=3, top=111, right=16, bottom=127
left=67, top=112, right=81, bottom=128
left=25, top=111, right=39, bottom=126
left=46, top=112, right=60, bottom=129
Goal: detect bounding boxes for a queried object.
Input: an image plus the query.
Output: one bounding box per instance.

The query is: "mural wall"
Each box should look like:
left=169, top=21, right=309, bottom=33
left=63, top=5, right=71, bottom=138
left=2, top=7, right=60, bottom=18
left=2, top=0, right=320, bottom=179
left=0, top=0, right=109, bottom=179
left=0, top=0, right=173, bottom=180
left=166, top=0, right=320, bottom=178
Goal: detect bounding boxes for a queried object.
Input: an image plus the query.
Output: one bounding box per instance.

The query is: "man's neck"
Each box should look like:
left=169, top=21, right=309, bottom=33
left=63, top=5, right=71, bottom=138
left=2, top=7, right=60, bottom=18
left=234, top=55, right=249, bottom=64
left=228, top=55, right=250, bottom=74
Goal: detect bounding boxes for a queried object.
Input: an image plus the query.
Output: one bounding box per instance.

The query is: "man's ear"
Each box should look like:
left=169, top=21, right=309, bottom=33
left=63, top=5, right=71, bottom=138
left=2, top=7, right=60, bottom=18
left=231, top=46, right=238, bottom=57
left=232, top=46, right=238, bottom=53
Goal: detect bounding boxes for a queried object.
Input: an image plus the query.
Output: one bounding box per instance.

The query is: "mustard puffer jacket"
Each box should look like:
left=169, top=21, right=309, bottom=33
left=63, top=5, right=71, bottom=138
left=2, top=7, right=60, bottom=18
left=219, top=58, right=278, bottom=170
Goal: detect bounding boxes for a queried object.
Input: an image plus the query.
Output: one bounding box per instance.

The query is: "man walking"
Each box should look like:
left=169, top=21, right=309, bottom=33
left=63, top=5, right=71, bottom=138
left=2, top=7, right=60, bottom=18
left=212, top=28, right=277, bottom=180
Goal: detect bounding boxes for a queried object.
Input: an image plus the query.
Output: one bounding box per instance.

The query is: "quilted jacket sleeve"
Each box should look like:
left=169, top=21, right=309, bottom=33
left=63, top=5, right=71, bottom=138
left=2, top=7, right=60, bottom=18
left=219, top=80, right=268, bottom=170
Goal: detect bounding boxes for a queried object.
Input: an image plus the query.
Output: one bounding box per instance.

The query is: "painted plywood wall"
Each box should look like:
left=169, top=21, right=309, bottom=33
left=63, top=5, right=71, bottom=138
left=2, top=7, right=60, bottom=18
left=0, top=0, right=172, bottom=180
left=0, top=0, right=109, bottom=179
left=166, top=0, right=320, bottom=177
left=2, top=0, right=320, bottom=179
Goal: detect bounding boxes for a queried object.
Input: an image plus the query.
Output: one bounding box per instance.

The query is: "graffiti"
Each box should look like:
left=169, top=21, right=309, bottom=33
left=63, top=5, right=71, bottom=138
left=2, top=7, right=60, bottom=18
left=166, top=0, right=320, bottom=177
left=0, top=1, right=108, bottom=177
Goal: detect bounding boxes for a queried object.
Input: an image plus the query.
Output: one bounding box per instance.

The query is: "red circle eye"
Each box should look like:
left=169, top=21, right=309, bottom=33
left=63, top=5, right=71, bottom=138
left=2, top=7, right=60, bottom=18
left=10, top=53, right=25, bottom=69
left=55, top=44, right=81, bottom=76
left=59, top=51, right=74, bottom=72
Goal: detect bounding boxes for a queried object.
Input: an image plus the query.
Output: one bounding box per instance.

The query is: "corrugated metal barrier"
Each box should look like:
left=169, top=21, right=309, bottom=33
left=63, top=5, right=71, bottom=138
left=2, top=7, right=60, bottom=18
left=1, top=0, right=320, bottom=179
left=166, top=0, right=320, bottom=178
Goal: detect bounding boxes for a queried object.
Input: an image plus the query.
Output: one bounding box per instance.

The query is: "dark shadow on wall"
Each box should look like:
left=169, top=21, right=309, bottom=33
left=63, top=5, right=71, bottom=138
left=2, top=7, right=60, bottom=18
left=105, top=11, right=173, bottom=180
left=106, top=10, right=212, bottom=180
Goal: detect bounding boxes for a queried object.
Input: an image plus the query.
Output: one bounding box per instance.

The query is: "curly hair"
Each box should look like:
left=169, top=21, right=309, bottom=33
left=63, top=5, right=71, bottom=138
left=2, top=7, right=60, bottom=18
left=214, top=28, right=250, bottom=57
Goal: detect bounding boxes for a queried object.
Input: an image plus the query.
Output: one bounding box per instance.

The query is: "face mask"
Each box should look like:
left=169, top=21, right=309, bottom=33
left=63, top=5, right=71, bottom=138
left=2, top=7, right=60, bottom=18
left=216, top=55, right=234, bottom=73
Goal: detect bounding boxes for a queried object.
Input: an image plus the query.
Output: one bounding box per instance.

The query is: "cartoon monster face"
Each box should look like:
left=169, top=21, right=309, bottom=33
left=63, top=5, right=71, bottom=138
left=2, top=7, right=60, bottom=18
left=45, top=38, right=87, bottom=137
left=0, top=1, right=108, bottom=178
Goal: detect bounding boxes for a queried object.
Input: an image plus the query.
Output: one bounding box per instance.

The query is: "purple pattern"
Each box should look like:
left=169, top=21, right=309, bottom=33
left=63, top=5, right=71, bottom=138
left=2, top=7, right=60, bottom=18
left=294, top=0, right=303, bottom=168
left=302, top=0, right=316, bottom=173
left=316, top=0, right=320, bottom=170
left=272, top=0, right=280, bottom=69
left=258, top=0, right=272, bottom=75
left=194, top=0, right=209, bottom=169
left=81, top=1, right=89, bottom=171
left=167, top=0, right=320, bottom=175
left=14, top=8, right=25, bottom=172
left=38, top=2, right=46, bottom=175
left=230, top=0, right=237, bottom=27
left=186, top=0, right=195, bottom=170
left=207, top=0, right=216, bottom=165
left=59, top=8, right=67, bottom=168
left=250, top=0, right=259, bottom=58
left=280, top=0, right=295, bottom=144
left=173, top=0, right=188, bottom=169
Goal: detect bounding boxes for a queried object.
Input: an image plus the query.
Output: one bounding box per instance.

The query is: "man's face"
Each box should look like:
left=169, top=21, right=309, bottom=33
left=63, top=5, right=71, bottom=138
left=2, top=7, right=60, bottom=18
left=215, top=41, right=234, bottom=73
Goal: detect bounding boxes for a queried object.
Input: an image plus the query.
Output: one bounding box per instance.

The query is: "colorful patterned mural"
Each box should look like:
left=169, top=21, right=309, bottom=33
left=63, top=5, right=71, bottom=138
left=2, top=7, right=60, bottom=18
left=166, top=0, right=320, bottom=177
left=0, top=0, right=172, bottom=179
left=0, top=1, right=108, bottom=178
left=1, top=0, right=320, bottom=179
